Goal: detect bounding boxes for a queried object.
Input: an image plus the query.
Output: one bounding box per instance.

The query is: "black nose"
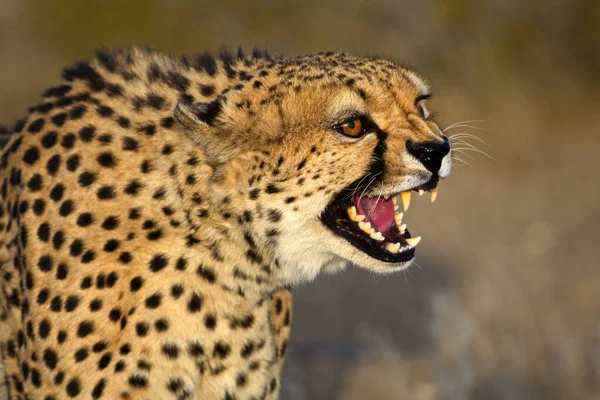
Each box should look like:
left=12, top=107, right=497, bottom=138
left=406, top=136, right=450, bottom=173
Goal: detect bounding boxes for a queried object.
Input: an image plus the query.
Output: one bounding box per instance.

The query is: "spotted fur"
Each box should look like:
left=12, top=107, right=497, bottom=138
left=0, top=47, right=445, bottom=399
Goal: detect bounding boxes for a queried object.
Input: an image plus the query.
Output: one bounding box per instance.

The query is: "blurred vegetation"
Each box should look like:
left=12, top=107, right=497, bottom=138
left=1, top=1, right=599, bottom=399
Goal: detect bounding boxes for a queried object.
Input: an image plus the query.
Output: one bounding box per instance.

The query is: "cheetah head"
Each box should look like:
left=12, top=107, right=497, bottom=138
left=174, top=53, right=451, bottom=283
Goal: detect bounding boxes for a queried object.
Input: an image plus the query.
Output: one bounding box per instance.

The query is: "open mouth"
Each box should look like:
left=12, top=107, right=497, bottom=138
left=321, top=180, right=439, bottom=263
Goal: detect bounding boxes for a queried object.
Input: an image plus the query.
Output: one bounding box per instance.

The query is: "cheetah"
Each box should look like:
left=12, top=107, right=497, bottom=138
left=0, top=47, right=451, bottom=399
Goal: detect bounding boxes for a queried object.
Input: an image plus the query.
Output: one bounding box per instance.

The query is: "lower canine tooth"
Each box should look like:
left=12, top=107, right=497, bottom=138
left=399, top=223, right=406, bottom=233
left=406, top=236, right=422, bottom=247
left=370, top=232, right=385, bottom=241
left=430, top=188, right=438, bottom=203
left=400, top=191, right=411, bottom=211
left=386, top=242, right=401, bottom=253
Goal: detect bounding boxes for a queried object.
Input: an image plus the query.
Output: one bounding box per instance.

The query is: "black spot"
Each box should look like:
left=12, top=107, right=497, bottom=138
left=145, top=293, right=162, bottom=309
left=76, top=213, right=94, bottom=227
left=161, top=343, right=180, bottom=359
left=119, top=252, right=133, bottom=264
left=37, top=289, right=49, bottom=305
left=128, top=374, right=148, bottom=388
left=187, top=292, right=202, bottom=313
left=51, top=112, right=67, bottom=127
left=96, top=105, right=114, bottom=117
left=149, top=254, right=168, bottom=272
left=37, top=224, right=50, bottom=242
left=160, top=117, right=174, bottom=128
left=49, top=184, right=65, bottom=202
left=22, top=146, right=40, bottom=165
left=97, top=353, right=111, bottom=369
left=38, top=319, right=51, bottom=338
left=129, top=277, right=144, bottom=292
left=188, top=342, right=204, bottom=357
left=77, top=321, right=94, bottom=338
left=108, top=308, right=121, bottom=322
left=196, top=265, right=216, bottom=283
left=65, top=295, right=80, bottom=312
left=74, top=348, right=89, bottom=362
left=122, top=137, right=138, bottom=151
left=41, top=131, right=58, bottom=148
left=81, top=250, right=96, bottom=263
left=91, top=378, right=106, bottom=399
left=97, top=186, right=116, bottom=200
left=97, top=152, right=116, bottom=167
left=155, top=319, right=169, bottom=332
left=103, top=239, right=120, bottom=252
left=79, top=126, right=95, bottom=142
left=63, top=62, right=106, bottom=91
left=65, top=377, right=81, bottom=397
left=117, top=116, right=131, bottom=128
left=124, top=180, right=143, bottom=195
left=43, top=348, right=58, bottom=370
left=89, top=299, right=102, bottom=312
left=27, top=118, right=45, bottom=133
left=80, top=276, right=92, bottom=289
left=204, top=314, right=217, bottom=330
left=37, top=255, right=53, bottom=272
left=199, top=84, right=215, bottom=96
left=266, top=184, right=281, bottom=194
left=101, top=216, right=119, bottom=230
left=135, top=322, right=150, bottom=337
left=97, top=133, right=113, bottom=144
left=59, top=200, right=75, bottom=216
left=56, top=263, right=68, bottom=279
left=69, top=104, right=87, bottom=119
left=61, top=133, right=76, bottom=149
left=171, top=284, right=184, bottom=299
left=65, top=154, right=80, bottom=171
left=32, top=199, right=46, bottom=215
left=44, top=84, right=71, bottom=97
left=212, top=342, right=231, bottom=359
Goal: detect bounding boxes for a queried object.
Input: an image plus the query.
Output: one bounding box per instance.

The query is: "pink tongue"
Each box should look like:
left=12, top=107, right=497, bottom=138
left=355, top=195, right=395, bottom=233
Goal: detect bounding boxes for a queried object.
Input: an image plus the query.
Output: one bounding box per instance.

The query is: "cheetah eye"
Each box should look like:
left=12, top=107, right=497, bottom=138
left=334, top=118, right=366, bottom=138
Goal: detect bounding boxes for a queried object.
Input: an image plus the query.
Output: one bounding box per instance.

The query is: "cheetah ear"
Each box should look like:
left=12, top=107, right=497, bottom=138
left=174, top=99, right=223, bottom=129
left=174, top=99, right=236, bottom=164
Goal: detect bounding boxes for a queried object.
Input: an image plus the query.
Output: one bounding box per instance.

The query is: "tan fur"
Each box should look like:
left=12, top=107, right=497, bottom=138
left=0, top=47, right=447, bottom=399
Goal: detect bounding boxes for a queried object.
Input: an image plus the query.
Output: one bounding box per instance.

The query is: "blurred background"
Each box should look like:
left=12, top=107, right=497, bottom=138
left=1, top=0, right=599, bottom=398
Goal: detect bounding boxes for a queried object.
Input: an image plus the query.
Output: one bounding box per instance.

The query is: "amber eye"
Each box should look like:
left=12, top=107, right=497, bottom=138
left=335, top=118, right=364, bottom=138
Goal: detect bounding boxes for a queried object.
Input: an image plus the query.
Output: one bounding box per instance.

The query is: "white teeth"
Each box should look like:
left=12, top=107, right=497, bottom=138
left=384, top=194, right=390, bottom=200
left=430, top=188, right=438, bottom=203
left=399, top=223, right=407, bottom=233
left=406, top=236, right=422, bottom=247
left=386, top=242, right=401, bottom=253
left=370, top=232, right=385, bottom=241
left=394, top=212, right=403, bottom=225
left=347, top=206, right=366, bottom=222
left=400, top=191, right=411, bottom=211
left=392, top=196, right=398, bottom=205
left=358, top=221, right=374, bottom=234
left=418, top=189, right=424, bottom=196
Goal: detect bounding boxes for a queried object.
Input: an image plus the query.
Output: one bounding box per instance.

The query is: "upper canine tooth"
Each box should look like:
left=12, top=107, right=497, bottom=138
left=347, top=206, right=366, bottom=222
left=399, top=223, right=407, bottom=233
left=386, top=242, right=401, bottom=253
left=370, top=232, right=385, bottom=241
left=384, top=194, right=390, bottom=200
left=400, top=191, right=411, bottom=211
left=418, top=189, right=424, bottom=196
left=430, top=188, right=438, bottom=203
left=406, top=236, right=422, bottom=247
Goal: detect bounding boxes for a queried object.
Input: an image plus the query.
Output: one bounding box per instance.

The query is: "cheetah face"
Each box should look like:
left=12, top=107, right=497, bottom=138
left=175, top=57, right=452, bottom=281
